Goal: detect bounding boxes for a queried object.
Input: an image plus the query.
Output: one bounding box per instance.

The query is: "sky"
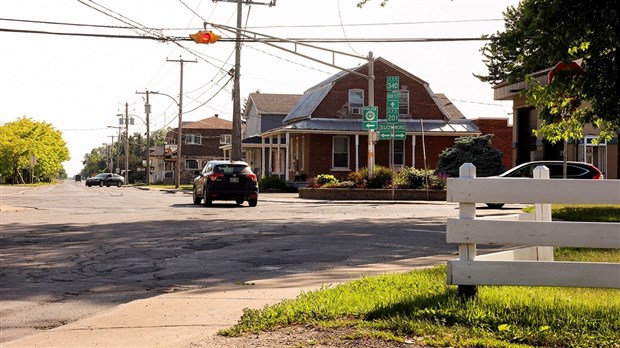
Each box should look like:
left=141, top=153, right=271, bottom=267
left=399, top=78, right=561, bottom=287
left=1, top=0, right=519, bottom=176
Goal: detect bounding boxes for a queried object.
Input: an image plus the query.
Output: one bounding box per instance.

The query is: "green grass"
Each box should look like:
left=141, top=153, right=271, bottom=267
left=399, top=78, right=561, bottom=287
left=219, top=206, right=620, bottom=347
left=523, top=204, right=620, bottom=222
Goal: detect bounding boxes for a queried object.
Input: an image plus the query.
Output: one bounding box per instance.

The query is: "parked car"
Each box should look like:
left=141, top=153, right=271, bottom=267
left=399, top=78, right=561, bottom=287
left=192, top=160, right=258, bottom=207
left=85, top=173, right=125, bottom=187
left=486, top=161, right=603, bottom=208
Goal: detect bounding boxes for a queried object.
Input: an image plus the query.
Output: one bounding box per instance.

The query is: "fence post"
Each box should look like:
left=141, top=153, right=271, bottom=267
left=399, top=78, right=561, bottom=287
left=533, top=166, right=554, bottom=261
left=458, top=163, right=478, bottom=299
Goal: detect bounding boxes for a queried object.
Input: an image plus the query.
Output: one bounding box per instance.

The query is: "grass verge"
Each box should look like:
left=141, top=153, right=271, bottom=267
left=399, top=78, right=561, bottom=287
left=219, top=205, right=620, bottom=347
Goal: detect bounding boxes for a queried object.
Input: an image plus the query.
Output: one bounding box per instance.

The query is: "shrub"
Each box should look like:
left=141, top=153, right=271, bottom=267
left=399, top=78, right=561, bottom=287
left=394, top=167, right=429, bottom=189
left=314, top=174, right=338, bottom=187
left=259, top=175, right=286, bottom=192
left=366, top=165, right=392, bottom=189
left=323, top=180, right=357, bottom=188
left=436, top=134, right=505, bottom=177
left=427, top=172, right=448, bottom=189
left=347, top=169, right=368, bottom=187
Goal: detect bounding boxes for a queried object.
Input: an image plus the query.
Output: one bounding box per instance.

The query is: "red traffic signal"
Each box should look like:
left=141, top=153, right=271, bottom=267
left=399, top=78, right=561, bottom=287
left=189, top=31, right=221, bottom=44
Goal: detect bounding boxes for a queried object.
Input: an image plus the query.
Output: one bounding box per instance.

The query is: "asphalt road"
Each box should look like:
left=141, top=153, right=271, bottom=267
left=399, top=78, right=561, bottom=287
left=0, top=181, right=518, bottom=343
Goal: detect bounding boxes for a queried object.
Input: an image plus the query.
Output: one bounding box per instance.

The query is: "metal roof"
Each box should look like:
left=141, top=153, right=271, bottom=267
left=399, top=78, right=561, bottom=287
left=262, top=118, right=480, bottom=136
left=282, top=83, right=333, bottom=124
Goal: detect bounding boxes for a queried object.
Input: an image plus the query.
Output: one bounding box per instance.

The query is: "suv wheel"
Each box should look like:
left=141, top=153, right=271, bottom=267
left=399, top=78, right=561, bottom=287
left=192, top=188, right=202, bottom=205
left=236, top=199, right=244, bottom=205
left=248, top=198, right=258, bottom=207
left=203, top=191, right=212, bottom=207
left=117, top=182, right=122, bottom=187
left=99, top=181, right=103, bottom=187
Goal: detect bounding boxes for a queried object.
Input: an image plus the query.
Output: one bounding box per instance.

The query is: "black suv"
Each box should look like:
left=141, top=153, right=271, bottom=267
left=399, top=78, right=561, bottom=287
left=497, top=161, right=603, bottom=179
left=486, top=161, right=603, bottom=208
left=192, top=160, right=258, bottom=207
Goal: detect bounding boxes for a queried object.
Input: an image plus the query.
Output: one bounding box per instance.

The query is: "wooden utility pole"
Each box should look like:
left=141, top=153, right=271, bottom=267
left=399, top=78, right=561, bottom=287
left=136, top=90, right=152, bottom=185
left=166, top=57, right=197, bottom=188
left=212, top=0, right=276, bottom=161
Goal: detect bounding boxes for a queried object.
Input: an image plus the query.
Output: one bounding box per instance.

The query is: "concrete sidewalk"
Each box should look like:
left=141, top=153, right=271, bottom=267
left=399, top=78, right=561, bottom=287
left=3, top=255, right=453, bottom=348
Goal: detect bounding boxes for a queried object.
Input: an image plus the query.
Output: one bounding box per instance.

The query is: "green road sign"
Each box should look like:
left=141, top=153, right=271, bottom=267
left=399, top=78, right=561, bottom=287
left=362, top=106, right=378, bottom=130
left=394, top=132, right=406, bottom=140
left=386, top=91, right=399, bottom=123
left=379, top=131, right=392, bottom=140
left=362, top=106, right=377, bottom=122
left=363, top=121, right=378, bottom=130
left=394, top=122, right=406, bottom=139
left=386, top=112, right=399, bottom=123
left=378, top=123, right=392, bottom=132
left=387, top=76, right=399, bottom=92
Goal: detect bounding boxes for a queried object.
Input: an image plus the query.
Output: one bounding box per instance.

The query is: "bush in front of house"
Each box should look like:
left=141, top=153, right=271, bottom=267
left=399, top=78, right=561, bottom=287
left=394, top=167, right=448, bottom=190
left=259, top=175, right=286, bottom=192
left=436, top=134, right=505, bottom=177
left=314, top=174, right=339, bottom=187
left=366, top=165, right=392, bottom=188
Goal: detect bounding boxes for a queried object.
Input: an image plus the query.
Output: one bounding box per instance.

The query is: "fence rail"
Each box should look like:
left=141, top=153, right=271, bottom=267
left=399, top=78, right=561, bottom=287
left=445, top=163, right=620, bottom=294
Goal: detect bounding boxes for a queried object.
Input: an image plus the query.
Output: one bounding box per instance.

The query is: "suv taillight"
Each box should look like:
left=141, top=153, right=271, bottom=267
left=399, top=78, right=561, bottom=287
left=246, top=173, right=257, bottom=182
left=209, top=173, right=224, bottom=181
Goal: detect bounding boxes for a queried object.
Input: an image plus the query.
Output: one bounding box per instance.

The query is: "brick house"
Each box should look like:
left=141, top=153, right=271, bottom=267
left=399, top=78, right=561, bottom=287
left=256, top=57, right=512, bottom=182
left=152, top=116, right=233, bottom=184
left=493, top=64, right=618, bottom=179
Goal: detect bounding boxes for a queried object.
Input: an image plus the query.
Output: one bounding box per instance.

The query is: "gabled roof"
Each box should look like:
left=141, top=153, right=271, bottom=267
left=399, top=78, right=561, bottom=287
left=184, top=116, right=233, bottom=129
left=248, top=93, right=301, bottom=115
left=435, top=94, right=465, bottom=120
left=283, top=57, right=453, bottom=124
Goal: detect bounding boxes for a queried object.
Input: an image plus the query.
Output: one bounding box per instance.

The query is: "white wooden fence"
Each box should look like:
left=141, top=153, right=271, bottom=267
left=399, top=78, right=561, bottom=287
left=446, top=163, right=620, bottom=291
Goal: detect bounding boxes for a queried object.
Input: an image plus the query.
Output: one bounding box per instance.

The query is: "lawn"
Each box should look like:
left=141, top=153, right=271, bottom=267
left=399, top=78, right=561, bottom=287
left=219, top=205, right=620, bottom=347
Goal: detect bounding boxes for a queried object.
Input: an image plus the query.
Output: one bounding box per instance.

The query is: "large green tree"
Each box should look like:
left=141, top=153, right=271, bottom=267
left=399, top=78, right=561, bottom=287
left=477, top=0, right=619, bottom=142
left=0, top=117, right=70, bottom=183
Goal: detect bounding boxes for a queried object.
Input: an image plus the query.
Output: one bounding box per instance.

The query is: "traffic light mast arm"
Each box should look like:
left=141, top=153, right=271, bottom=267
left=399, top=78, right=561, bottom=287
left=204, top=22, right=370, bottom=79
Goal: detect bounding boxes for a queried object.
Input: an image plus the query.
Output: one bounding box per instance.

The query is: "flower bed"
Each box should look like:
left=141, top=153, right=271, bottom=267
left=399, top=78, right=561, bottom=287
left=298, top=188, right=446, bottom=201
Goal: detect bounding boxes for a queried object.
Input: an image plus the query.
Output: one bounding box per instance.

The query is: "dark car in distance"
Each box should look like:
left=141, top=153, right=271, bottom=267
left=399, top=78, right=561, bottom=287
left=85, top=173, right=125, bottom=187
left=192, top=160, right=258, bottom=207
left=486, top=160, right=603, bottom=208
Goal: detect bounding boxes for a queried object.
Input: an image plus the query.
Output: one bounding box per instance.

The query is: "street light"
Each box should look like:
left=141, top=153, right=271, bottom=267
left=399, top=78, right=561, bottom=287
left=150, top=91, right=183, bottom=189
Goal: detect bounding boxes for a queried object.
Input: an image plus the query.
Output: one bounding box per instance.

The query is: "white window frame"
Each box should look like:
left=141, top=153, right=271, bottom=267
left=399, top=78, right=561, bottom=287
left=220, top=134, right=232, bottom=144
left=185, top=159, right=199, bottom=170
left=399, top=90, right=410, bottom=116
left=332, top=136, right=350, bottom=170
left=185, top=134, right=202, bottom=145
left=348, top=89, right=364, bottom=115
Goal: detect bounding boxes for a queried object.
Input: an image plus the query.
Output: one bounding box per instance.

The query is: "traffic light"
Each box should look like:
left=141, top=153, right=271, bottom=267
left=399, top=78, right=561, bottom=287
left=189, top=31, right=221, bottom=44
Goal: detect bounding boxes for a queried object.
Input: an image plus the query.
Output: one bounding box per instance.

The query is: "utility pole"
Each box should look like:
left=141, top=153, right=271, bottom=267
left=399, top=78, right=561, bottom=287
left=124, top=102, right=129, bottom=184
left=166, top=57, right=197, bottom=188
left=136, top=90, right=151, bottom=185
left=212, top=0, right=276, bottom=161
left=107, top=135, right=116, bottom=172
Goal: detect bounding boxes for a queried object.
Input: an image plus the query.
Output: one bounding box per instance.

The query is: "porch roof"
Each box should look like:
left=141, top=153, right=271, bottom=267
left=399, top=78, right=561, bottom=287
left=262, top=118, right=480, bottom=137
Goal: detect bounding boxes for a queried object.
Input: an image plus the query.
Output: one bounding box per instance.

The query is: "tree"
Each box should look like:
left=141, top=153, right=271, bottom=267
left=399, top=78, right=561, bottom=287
left=436, top=135, right=504, bottom=178
left=477, top=0, right=619, bottom=142
left=0, top=117, right=70, bottom=183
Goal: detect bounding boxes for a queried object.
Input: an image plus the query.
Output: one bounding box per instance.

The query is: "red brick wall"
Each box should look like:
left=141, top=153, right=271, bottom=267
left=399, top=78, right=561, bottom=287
left=303, top=133, right=460, bottom=179
left=472, top=118, right=513, bottom=170
left=313, top=60, right=446, bottom=121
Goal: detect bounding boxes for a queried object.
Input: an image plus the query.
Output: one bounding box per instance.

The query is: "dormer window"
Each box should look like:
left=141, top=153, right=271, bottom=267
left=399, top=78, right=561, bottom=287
left=348, top=89, right=364, bottom=115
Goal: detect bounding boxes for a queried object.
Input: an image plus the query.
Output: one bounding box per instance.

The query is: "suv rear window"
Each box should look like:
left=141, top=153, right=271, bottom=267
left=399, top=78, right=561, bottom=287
left=214, top=164, right=251, bottom=174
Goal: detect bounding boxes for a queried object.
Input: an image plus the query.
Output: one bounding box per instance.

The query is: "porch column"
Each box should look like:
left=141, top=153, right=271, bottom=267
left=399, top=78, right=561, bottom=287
left=412, top=135, right=416, bottom=168
left=268, top=137, right=273, bottom=175
left=355, top=134, right=360, bottom=172
left=285, top=132, right=290, bottom=182
left=277, top=135, right=281, bottom=177
left=261, top=137, right=266, bottom=178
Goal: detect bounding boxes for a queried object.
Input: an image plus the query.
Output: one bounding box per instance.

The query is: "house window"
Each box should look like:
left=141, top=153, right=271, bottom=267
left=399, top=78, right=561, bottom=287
left=332, top=136, right=350, bottom=169
left=185, top=134, right=202, bottom=145
left=394, top=140, right=404, bottom=166
left=185, top=159, right=199, bottom=170
left=220, top=134, right=232, bottom=144
left=348, top=89, right=364, bottom=115
left=399, top=90, right=409, bottom=115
